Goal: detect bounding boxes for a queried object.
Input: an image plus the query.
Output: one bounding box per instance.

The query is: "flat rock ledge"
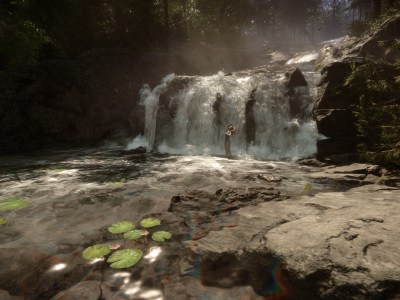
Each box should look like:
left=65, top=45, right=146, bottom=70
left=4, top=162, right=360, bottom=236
left=183, top=184, right=400, bottom=299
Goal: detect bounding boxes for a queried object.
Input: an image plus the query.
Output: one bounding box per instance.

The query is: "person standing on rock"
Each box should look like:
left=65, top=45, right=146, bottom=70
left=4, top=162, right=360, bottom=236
left=224, top=124, right=236, bottom=158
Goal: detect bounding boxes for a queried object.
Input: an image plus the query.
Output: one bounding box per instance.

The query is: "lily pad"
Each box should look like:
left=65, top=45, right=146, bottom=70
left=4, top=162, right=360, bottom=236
left=0, top=197, right=29, bottom=211
left=140, top=217, right=161, bottom=228
left=82, top=244, right=111, bottom=260
left=110, top=181, right=124, bottom=186
left=123, top=230, right=142, bottom=240
left=108, top=221, right=135, bottom=234
left=152, top=231, right=172, bottom=242
left=304, top=183, right=313, bottom=192
left=107, top=249, right=142, bottom=269
left=0, top=217, right=7, bottom=225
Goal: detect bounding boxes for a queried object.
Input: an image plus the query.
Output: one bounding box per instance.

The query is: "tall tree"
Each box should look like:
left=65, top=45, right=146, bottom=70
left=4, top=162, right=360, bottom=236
left=164, top=0, right=170, bottom=45
left=373, top=0, right=382, bottom=18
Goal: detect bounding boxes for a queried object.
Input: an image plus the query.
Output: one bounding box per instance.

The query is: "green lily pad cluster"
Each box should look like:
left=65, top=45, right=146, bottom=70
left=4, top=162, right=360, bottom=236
left=82, top=217, right=172, bottom=269
left=0, top=197, right=29, bottom=211
left=0, top=196, right=29, bottom=225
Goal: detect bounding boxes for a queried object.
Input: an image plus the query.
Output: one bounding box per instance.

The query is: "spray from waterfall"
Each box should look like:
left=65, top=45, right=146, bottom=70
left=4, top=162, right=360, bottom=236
left=129, top=69, right=320, bottom=160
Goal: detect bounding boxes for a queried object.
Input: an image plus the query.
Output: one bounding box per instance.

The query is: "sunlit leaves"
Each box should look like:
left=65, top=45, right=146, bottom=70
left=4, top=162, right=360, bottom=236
left=0, top=197, right=29, bottom=211
left=108, top=221, right=135, bottom=234
left=82, top=244, right=111, bottom=260
left=151, top=231, right=172, bottom=242
left=107, top=249, right=143, bottom=269
left=140, top=217, right=161, bottom=228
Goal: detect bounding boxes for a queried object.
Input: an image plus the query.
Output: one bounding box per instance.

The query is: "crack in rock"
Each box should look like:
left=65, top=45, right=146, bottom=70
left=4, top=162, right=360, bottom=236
left=358, top=218, right=384, bottom=223
left=363, top=240, right=384, bottom=255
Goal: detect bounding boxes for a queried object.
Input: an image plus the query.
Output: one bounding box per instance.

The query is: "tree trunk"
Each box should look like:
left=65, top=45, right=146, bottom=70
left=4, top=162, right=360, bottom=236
left=163, top=0, right=169, bottom=38
left=387, top=0, right=395, bottom=8
left=113, top=0, right=124, bottom=42
left=372, top=0, right=382, bottom=18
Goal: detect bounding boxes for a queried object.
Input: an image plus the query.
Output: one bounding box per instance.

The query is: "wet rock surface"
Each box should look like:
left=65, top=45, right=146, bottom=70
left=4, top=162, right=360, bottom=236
left=0, top=151, right=399, bottom=299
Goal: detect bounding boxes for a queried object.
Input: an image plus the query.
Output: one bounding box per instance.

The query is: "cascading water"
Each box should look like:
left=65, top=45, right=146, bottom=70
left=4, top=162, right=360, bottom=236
left=133, top=66, right=320, bottom=160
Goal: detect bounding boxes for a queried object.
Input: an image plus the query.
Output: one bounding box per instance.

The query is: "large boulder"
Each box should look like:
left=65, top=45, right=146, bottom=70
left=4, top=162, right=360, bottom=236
left=350, top=14, right=400, bottom=62
left=313, top=62, right=360, bottom=156
left=313, top=15, right=400, bottom=159
left=285, top=67, right=310, bottom=121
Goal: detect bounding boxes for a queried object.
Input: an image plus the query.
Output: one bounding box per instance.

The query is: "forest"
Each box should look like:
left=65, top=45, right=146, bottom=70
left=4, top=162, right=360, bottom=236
left=1, top=0, right=399, bottom=71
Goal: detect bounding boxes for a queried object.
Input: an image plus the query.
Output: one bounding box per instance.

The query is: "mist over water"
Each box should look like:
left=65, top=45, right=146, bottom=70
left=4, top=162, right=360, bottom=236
left=129, top=60, right=320, bottom=160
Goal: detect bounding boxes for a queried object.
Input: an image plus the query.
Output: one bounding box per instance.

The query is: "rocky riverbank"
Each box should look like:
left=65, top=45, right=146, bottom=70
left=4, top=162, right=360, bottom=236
left=0, top=149, right=399, bottom=299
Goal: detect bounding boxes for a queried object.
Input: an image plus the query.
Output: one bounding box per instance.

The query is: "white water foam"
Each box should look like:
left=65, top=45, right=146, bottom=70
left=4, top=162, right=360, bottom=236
left=136, top=69, right=319, bottom=160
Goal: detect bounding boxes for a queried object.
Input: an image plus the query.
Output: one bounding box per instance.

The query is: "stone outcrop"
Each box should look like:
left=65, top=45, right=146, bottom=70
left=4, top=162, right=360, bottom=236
left=285, top=67, right=310, bottom=121
left=350, top=14, right=400, bottom=62
left=313, top=14, right=400, bottom=158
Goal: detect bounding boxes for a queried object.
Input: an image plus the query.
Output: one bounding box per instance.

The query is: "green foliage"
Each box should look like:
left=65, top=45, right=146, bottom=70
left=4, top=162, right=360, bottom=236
left=81, top=218, right=171, bottom=269
left=108, top=221, right=135, bottom=234
left=345, top=59, right=400, bottom=166
left=151, top=231, right=172, bottom=242
left=0, top=217, right=7, bottom=225
left=0, top=19, right=51, bottom=70
left=0, top=0, right=334, bottom=70
left=107, top=249, right=143, bottom=269
left=82, top=244, right=111, bottom=260
left=123, top=230, right=143, bottom=240
left=140, top=217, right=161, bottom=228
left=0, top=197, right=29, bottom=211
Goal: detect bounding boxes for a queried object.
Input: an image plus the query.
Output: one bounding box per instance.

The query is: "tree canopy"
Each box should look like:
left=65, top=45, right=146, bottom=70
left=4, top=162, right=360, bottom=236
left=1, top=0, right=399, bottom=70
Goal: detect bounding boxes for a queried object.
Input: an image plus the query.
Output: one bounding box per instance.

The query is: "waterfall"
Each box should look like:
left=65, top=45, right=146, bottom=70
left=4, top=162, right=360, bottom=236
left=136, top=68, right=320, bottom=160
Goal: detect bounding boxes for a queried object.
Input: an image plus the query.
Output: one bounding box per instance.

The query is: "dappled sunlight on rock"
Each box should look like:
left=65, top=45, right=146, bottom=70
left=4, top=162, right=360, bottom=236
left=48, top=263, right=67, bottom=272
left=111, top=272, right=131, bottom=286
left=87, top=258, right=104, bottom=265
left=120, top=280, right=142, bottom=297
left=139, top=289, right=163, bottom=300
left=144, top=246, right=162, bottom=263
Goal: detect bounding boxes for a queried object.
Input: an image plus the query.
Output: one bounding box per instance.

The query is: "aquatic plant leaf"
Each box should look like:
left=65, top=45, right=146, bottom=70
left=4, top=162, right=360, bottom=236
left=0, top=197, right=29, bottom=211
left=108, top=221, right=135, bottom=234
left=82, top=244, right=111, bottom=260
left=109, top=178, right=127, bottom=185
left=0, top=217, right=7, bottom=225
left=140, top=217, right=161, bottom=228
left=123, top=230, right=142, bottom=240
left=304, top=183, right=313, bottom=192
left=152, top=231, right=172, bottom=242
left=107, top=249, right=142, bottom=268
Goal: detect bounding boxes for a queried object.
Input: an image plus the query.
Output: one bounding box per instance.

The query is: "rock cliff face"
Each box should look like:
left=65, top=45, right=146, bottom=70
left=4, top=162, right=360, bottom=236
left=313, top=14, right=400, bottom=158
